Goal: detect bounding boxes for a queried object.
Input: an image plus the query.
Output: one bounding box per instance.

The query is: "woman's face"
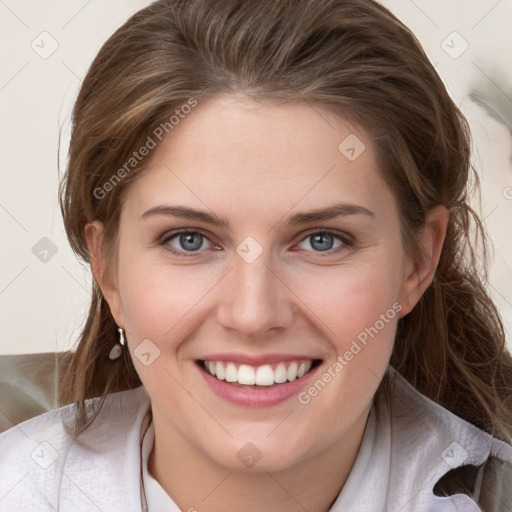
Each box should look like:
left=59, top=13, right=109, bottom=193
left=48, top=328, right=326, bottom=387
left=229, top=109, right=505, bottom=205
left=93, top=96, right=439, bottom=472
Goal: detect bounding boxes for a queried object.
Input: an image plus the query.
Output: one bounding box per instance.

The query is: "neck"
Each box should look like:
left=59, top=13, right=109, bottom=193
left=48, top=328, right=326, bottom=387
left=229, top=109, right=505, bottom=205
left=148, top=406, right=371, bottom=512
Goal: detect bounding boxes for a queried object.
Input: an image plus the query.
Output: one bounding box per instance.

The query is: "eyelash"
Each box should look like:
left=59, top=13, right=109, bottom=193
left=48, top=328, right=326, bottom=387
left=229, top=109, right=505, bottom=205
left=159, top=228, right=354, bottom=258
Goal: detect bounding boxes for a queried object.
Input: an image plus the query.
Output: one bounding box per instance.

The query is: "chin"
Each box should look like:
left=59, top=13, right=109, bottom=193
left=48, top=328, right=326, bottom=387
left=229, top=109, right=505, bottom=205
left=195, top=431, right=316, bottom=474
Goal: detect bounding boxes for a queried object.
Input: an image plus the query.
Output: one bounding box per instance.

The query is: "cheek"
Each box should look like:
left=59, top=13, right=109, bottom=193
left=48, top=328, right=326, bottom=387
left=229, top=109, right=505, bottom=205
left=117, top=251, right=220, bottom=352
left=289, top=259, right=401, bottom=349
left=117, top=265, right=212, bottom=392
left=292, top=264, right=401, bottom=423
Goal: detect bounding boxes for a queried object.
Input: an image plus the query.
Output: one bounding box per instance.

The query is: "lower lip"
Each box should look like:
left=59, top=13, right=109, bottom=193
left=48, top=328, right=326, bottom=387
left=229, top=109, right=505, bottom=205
left=197, top=362, right=320, bottom=407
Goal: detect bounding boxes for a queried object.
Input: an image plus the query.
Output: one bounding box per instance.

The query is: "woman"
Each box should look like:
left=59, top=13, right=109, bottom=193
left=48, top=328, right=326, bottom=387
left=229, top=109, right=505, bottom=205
left=1, top=0, right=511, bottom=510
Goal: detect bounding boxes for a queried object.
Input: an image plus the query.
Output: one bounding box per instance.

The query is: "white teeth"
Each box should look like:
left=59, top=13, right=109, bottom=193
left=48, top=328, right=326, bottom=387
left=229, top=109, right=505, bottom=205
left=203, top=359, right=315, bottom=386
left=238, top=365, right=256, bottom=385
left=215, top=361, right=225, bottom=380
left=287, top=362, right=298, bottom=381
left=274, top=363, right=288, bottom=384
left=255, top=365, right=274, bottom=386
left=225, top=362, right=238, bottom=382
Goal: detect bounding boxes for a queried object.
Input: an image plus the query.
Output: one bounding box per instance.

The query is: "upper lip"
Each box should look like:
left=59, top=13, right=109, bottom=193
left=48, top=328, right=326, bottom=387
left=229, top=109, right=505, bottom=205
left=199, top=353, right=321, bottom=366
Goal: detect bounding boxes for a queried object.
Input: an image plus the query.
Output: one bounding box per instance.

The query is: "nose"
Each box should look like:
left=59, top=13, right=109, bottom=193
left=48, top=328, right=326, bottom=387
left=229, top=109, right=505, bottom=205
left=216, top=249, right=295, bottom=340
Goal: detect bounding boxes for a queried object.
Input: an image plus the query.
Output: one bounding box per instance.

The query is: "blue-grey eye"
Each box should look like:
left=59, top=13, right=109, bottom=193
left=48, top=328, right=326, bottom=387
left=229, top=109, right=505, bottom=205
left=164, top=231, right=207, bottom=252
left=178, top=232, right=203, bottom=251
left=310, top=233, right=334, bottom=251
left=298, top=232, right=345, bottom=252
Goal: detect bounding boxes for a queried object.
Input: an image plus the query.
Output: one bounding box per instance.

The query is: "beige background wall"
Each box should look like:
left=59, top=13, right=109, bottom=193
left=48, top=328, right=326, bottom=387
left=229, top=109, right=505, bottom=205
left=1, top=0, right=511, bottom=354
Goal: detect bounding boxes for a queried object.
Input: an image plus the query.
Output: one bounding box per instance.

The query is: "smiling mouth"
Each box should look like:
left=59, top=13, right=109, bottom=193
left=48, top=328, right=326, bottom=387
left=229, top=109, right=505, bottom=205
left=198, top=359, right=322, bottom=387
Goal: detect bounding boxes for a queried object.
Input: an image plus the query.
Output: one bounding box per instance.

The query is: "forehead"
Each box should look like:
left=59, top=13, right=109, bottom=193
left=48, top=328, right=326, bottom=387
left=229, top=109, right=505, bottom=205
left=123, top=96, right=397, bottom=224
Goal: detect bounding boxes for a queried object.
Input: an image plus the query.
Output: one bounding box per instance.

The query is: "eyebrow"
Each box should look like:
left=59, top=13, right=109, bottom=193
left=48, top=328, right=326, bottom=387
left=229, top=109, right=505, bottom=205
left=140, top=203, right=375, bottom=229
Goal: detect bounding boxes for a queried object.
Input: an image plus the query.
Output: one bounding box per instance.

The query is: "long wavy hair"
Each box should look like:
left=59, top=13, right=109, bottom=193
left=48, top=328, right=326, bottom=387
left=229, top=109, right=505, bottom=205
left=59, top=0, right=512, bottom=441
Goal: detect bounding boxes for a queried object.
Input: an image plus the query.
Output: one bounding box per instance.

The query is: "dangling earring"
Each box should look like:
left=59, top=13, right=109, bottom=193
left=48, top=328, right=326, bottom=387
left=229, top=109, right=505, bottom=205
left=109, top=327, right=126, bottom=360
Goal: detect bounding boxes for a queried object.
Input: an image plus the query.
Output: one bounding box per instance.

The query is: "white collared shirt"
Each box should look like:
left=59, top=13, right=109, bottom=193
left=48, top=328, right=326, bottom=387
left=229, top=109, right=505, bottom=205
left=1, top=367, right=510, bottom=511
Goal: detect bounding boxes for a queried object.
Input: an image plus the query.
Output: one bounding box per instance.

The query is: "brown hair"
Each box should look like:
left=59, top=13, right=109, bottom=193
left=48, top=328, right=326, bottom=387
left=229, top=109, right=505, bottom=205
left=59, top=0, right=512, bottom=441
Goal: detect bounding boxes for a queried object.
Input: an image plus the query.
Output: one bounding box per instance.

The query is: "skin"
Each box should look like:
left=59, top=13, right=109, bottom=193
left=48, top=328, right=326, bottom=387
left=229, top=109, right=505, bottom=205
left=86, top=95, right=448, bottom=512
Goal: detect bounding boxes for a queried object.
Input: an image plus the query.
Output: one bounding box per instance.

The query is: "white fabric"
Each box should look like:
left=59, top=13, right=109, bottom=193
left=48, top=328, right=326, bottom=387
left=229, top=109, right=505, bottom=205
left=0, top=367, right=510, bottom=511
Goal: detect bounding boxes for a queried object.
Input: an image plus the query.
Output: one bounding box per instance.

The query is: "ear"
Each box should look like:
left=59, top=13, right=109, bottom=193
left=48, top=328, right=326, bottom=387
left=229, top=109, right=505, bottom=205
left=398, top=205, right=449, bottom=317
left=85, top=221, right=126, bottom=328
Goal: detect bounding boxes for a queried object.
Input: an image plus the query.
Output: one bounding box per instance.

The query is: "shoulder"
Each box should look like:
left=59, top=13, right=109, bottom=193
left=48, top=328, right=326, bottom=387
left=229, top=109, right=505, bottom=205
left=0, top=385, right=150, bottom=455
left=384, top=367, right=512, bottom=511
left=0, top=386, right=150, bottom=511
